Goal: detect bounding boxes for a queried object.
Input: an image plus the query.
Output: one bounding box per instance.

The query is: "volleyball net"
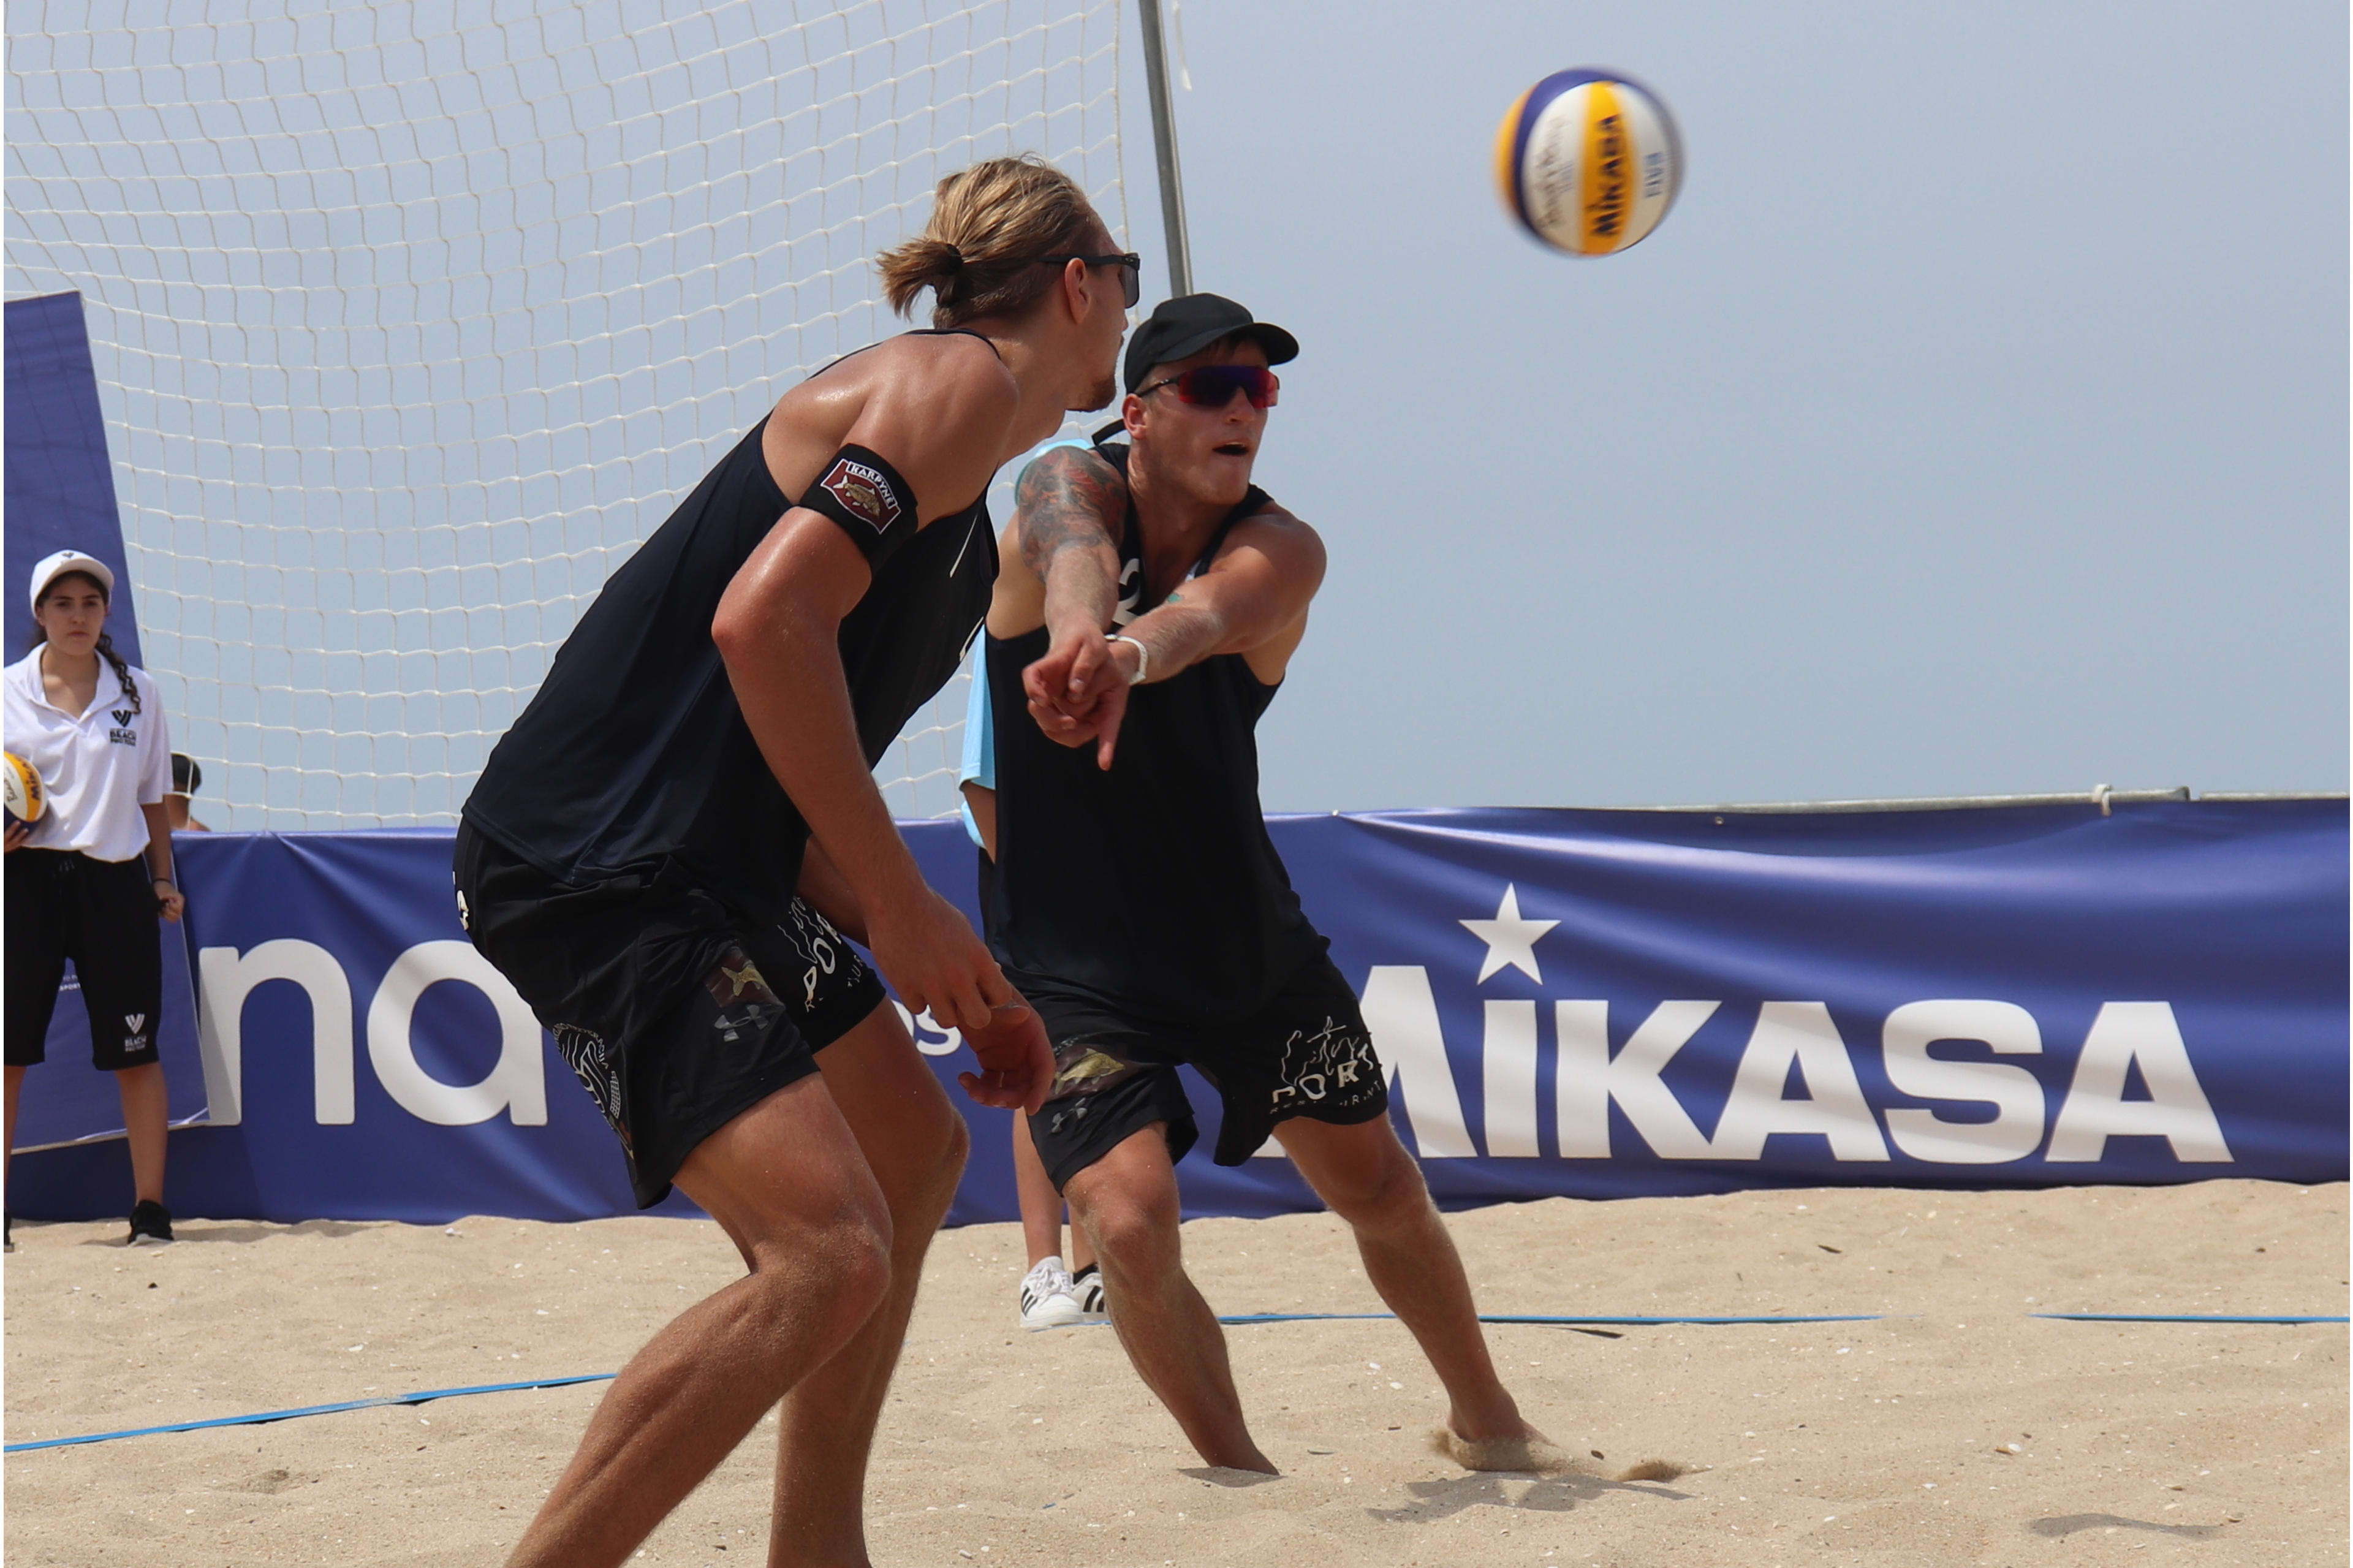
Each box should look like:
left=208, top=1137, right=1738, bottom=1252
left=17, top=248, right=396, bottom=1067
left=6, top=0, right=1129, bottom=828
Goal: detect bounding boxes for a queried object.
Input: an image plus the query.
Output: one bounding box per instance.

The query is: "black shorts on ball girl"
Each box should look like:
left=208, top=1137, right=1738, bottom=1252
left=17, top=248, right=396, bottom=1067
left=6, top=849, right=165, bottom=1071
left=454, top=822, right=886, bottom=1208
left=1016, top=955, right=1390, bottom=1192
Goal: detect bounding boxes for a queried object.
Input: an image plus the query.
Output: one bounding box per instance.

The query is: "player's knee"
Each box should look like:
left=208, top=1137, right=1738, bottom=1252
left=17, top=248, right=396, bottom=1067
left=869, top=1094, right=969, bottom=1222
left=827, top=1219, right=896, bottom=1322
left=926, top=1107, right=971, bottom=1205
left=749, top=1206, right=893, bottom=1332
left=902, top=1095, right=968, bottom=1225
left=1073, top=1178, right=1180, bottom=1273
left=830, top=1067, right=963, bottom=1237
left=1318, top=1134, right=1429, bottom=1227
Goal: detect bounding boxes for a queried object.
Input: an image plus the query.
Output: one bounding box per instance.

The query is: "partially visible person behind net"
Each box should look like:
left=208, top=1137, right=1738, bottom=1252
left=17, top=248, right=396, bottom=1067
left=958, top=673, right=1105, bottom=1331
left=165, top=752, right=210, bottom=832
left=968, top=295, right=1568, bottom=1475
left=5, top=551, right=188, bottom=1252
left=455, top=156, right=1137, bottom=1567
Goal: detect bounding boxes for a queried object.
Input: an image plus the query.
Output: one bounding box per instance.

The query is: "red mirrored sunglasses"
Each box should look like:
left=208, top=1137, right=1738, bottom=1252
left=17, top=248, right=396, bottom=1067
left=1135, top=365, right=1279, bottom=410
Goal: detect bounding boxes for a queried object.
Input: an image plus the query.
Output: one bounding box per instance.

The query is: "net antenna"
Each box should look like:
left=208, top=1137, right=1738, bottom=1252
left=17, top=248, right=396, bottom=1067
left=7, top=0, right=1129, bottom=827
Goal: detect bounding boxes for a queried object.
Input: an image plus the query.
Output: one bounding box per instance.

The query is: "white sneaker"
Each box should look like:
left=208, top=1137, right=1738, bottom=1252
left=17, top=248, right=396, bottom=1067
left=1018, top=1256, right=1086, bottom=1331
left=1069, top=1262, right=1108, bottom=1324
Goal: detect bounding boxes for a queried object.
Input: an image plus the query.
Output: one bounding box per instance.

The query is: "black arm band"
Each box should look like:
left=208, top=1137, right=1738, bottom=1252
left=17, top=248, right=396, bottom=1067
left=797, top=444, right=920, bottom=574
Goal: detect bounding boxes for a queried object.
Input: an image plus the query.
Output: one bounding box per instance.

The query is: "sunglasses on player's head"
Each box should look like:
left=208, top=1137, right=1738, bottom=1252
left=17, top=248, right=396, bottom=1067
left=1135, top=364, right=1280, bottom=411
left=1031, top=251, right=1143, bottom=309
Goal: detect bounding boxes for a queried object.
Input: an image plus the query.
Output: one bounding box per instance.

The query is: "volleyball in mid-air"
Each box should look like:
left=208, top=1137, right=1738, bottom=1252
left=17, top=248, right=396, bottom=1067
left=1495, top=69, right=1683, bottom=256
left=4, top=752, right=45, bottom=827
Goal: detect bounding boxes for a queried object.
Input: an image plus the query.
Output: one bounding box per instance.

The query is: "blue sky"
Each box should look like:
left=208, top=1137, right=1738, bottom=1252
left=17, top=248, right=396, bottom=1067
left=1120, top=1, right=2346, bottom=810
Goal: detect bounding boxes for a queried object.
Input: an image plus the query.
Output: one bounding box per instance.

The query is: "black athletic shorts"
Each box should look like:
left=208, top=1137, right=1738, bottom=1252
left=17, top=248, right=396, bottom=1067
left=6, top=849, right=165, bottom=1071
left=453, top=822, right=886, bottom=1208
left=1016, top=955, right=1390, bottom=1191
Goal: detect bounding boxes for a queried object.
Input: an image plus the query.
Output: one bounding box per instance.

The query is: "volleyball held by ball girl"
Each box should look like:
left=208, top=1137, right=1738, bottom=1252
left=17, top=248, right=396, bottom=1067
left=4, top=550, right=187, bottom=1250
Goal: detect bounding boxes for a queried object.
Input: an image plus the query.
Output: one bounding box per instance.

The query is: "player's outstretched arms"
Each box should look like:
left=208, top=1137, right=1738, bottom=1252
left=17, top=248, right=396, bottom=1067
left=1077, top=510, right=1326, bottom=768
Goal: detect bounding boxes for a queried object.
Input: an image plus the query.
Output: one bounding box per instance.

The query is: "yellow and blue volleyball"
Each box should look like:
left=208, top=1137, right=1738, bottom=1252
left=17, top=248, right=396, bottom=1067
left=1495, top=69, right=1683, bottom=256
left=4, top=751, right=45, bottom=827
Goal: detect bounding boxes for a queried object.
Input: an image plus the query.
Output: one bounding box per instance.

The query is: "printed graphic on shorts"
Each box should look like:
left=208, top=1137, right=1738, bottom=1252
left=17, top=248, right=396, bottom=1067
left=703, top=945, right=786, bottom=1047
left=819, top=456, right=904, bottom=533
left=779, top=899, right=868, bottom=1009
left=1268, top=1014, right=1383, bottom=1117
left=1042, top=1040, right=1146, bottom=1139
left=553, top=1023, right=631, bottom=1151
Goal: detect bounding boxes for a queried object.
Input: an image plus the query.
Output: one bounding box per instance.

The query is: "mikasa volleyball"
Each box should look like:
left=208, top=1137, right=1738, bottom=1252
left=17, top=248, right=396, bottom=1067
left=4, top=751, right=45, bottom=826
left=1496, top=69, right=1683, bottom=256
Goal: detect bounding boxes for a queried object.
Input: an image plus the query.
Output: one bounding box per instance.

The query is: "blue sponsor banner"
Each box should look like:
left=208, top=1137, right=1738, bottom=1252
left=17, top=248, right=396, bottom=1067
left=10, top=801, right=2343, bottom=1223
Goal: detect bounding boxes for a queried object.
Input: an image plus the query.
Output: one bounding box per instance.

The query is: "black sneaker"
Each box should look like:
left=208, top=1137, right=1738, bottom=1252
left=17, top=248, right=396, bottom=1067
left=126, top=1200, right=174, bottom=1246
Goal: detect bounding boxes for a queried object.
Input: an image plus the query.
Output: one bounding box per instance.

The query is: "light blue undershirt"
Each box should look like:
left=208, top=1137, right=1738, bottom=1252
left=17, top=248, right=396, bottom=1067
left=956, top=652, right=993, bottom=847
left=957, top=436, right=1091, bottom=849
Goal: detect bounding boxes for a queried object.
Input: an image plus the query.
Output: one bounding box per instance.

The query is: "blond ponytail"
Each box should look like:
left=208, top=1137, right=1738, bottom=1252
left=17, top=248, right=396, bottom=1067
left=876, top=156, right=1105, bottom=327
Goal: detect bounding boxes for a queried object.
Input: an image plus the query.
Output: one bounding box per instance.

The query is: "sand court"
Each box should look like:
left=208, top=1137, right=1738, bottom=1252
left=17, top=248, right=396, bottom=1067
left=6, top=1178, right=2343, bottom=1566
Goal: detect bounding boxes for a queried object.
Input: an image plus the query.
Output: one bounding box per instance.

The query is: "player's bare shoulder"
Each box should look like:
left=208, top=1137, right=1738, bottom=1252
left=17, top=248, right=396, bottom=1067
left=1012, top=443, right=1128, bottom=581
left=877, top=329, right=1020, bottom=426
left=766, top=333, right=1018, bottom=522
left=1218, top=499, right=1328, bottom=599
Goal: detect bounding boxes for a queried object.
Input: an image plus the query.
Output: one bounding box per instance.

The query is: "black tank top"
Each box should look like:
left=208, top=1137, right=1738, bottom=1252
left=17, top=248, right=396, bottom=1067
left=464, top=332, right=999, bottom=925
left=980, top=440, right=1324, bottom=1026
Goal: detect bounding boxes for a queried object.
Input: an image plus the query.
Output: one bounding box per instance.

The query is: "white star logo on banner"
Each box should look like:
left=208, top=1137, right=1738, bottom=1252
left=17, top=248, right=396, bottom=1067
left=1460, top=884, right=1558, bottom=983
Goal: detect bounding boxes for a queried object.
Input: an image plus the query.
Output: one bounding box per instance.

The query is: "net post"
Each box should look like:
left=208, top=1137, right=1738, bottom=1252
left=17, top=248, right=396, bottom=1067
left=1136, top=0, right=1193, bottom=297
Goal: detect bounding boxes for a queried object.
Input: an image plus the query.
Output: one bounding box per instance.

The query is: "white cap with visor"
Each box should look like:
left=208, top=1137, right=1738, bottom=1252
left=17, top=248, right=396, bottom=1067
left=28, top=550, right=115, bottom=615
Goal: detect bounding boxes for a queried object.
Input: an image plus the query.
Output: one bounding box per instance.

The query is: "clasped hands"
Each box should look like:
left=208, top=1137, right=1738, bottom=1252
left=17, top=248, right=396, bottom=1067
left=1021, top=629, right=1137, bottom=771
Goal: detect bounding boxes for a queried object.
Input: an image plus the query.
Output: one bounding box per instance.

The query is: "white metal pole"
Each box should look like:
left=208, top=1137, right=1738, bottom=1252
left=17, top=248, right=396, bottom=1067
left=1135, top=0, right=1192, bottom=297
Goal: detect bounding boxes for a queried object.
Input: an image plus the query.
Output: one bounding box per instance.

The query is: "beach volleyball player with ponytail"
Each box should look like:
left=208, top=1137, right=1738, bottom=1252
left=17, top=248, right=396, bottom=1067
left=456, top=157, right=1134, bottom=1566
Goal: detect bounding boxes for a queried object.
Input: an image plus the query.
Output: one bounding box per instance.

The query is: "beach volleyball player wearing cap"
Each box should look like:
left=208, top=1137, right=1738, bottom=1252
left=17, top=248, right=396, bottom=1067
left=455, top=156, right=1137, bottom=1566
left=963, top=295, right=1564, bottom=1475
left=5, top=550, right=186, bottom=1250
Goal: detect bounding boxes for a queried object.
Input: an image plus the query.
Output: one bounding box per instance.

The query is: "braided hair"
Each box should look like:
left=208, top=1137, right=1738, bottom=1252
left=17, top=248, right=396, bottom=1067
left=28, top=569, right=140, bottom=714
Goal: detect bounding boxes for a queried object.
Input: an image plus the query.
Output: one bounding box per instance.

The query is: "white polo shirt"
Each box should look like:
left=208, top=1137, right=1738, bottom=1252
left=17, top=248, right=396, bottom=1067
left=3, top=648, right=172, bottom=863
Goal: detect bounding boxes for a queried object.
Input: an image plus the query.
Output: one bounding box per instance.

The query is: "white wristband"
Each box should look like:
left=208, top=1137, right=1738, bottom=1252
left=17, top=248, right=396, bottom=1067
left=1110, top=633, right=1150, bottom=685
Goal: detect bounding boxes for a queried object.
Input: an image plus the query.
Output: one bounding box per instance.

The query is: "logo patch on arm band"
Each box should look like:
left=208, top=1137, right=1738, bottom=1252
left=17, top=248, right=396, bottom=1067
left=798, top=443, right=919, bottom=570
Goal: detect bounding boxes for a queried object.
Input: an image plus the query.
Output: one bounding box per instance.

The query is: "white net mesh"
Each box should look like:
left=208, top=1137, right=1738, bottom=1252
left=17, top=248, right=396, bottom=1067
left=6, top=0, right=1126, bottom=828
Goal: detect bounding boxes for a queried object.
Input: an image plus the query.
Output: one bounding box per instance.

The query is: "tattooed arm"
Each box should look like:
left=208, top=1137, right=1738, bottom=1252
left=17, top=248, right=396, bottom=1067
left=1006, top=445, right=1135, bottom=767
left=1017, top=444, right=1127, bottom=657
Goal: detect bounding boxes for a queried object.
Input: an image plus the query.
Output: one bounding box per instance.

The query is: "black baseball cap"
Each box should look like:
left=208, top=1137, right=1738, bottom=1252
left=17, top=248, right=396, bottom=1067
left=1123, top=294, right=1298, bottom=393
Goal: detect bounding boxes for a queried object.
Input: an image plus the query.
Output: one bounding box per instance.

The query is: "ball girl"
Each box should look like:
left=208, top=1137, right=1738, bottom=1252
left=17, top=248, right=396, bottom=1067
left=6, top=550, right=184, bottom=1246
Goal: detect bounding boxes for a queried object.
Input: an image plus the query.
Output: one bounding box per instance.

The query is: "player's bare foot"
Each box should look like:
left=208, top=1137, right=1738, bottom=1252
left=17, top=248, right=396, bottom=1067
left=1427, top=1425, right=1694, bottom=1482
left=1428, top=1423, right=1580, bottom=1474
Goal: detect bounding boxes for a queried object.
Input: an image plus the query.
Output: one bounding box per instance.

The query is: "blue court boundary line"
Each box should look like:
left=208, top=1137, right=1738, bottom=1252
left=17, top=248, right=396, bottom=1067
left=12, top=1312, right=2345, bottom=1455
left=1221, top=1312, right=1887, bottom=1326
left=4, top=1372, right=615, bottom=1454
left=2029, top=1313, right=2348, bottom=1325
